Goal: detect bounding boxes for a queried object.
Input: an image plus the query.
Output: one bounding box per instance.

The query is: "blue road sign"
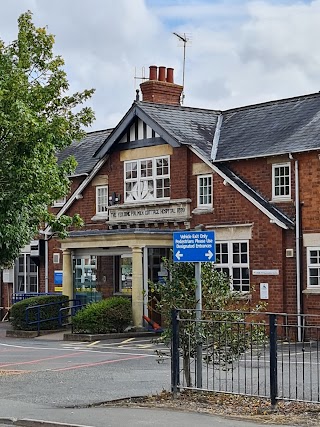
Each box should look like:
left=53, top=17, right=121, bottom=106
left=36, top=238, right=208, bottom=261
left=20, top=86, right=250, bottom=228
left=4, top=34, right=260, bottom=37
left=173, top=231, right=215, bottom=263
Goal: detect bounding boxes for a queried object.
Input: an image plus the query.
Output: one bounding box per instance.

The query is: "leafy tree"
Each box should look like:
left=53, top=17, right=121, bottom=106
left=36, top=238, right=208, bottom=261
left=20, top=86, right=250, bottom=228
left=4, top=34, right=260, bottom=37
left=0, top=11, right=94, bottom=266
left=149, top=258, right=266, bottom=386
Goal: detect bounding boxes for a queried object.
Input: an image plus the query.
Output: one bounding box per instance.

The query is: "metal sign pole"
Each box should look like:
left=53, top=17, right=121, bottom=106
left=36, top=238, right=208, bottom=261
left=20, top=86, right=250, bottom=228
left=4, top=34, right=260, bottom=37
left=195, top=262, right=202, bottom=388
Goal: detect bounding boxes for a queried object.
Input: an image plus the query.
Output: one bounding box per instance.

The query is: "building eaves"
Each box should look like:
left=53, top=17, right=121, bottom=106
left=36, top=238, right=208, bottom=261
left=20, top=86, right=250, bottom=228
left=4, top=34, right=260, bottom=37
left=69, top=228, right=174, bottom=238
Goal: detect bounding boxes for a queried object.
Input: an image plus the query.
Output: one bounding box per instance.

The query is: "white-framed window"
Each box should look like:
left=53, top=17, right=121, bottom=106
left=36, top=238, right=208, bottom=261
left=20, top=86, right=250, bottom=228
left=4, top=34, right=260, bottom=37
left=307, top=247, right=320, bottom=288
left=272, top=163, right=291, bottom=200
left=15, top=254, right=38, bottom=293
left=96, top=186, right=108, bottom=214
left=215, top=241, right=250, bottom=292
left=197, top=174, right=212, bottom=207
left=52, top=196, right=66, bottom=207
left=124, top=156, right=170, bottom=202
left=53, top=253, right=60, bottom=264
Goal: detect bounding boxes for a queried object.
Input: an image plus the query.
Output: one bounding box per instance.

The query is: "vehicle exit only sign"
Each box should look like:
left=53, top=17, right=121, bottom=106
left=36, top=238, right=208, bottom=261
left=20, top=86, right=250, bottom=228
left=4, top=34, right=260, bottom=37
left=173, top=231, right=216, bottom=263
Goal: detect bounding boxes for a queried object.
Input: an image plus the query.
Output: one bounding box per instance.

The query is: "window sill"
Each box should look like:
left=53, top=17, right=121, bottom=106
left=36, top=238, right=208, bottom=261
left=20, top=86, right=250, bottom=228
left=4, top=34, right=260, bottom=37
left=192, top=207, right=214, bottom=215
left=271, top=198, right=292, bottom=203
left=91, top=214, right=109, bottom=221
left=303, top=288, right=320, bottom=294
left=232, top=292, right=252, bottom=301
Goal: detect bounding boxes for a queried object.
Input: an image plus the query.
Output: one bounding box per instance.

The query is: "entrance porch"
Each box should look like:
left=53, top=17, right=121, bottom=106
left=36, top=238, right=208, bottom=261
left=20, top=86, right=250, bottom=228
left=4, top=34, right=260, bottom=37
left=60, top=229, right=172, bottom=327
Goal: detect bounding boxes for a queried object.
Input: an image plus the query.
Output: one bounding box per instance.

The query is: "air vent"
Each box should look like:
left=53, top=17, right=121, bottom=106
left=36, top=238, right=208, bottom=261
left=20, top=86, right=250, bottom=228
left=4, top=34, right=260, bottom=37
left=286, top=249, right=294, bottom=258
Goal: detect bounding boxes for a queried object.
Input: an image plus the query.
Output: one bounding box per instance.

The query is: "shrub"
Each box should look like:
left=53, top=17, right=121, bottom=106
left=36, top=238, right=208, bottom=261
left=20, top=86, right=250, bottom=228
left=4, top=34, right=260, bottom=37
left=10, top=294, right=69, bottom=331
left=72, top=297, right=132, bottom=334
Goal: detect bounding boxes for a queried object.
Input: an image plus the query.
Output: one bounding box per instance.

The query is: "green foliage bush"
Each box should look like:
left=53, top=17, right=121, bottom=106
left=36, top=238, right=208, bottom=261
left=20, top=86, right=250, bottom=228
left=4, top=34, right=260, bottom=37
left=10, top=295, right=69, bottom=331
left=72, top=297, right=132, bottom=334
left=149, top=258, right=267, bottom=386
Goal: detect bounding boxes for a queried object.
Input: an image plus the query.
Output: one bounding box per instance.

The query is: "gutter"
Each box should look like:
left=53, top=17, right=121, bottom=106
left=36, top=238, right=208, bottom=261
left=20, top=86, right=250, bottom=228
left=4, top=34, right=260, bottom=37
left=68, top=173, right=89, bottom=178
left=290, top=154, right=302, bottom=341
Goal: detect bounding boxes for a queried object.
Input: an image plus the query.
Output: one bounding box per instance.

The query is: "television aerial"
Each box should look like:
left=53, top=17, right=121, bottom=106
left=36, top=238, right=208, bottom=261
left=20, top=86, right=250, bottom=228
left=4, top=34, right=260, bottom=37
left=173, top=32, right=191, bottom=104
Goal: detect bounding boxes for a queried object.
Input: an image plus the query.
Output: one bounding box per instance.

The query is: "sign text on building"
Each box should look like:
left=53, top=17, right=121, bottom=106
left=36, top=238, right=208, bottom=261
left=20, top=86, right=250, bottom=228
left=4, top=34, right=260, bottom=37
left=108, top=202, right=190, bottom=224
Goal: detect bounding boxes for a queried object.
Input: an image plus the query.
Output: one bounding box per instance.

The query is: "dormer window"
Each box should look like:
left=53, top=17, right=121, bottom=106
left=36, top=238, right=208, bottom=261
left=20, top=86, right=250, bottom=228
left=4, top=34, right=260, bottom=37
left=124, top=156, right=170, bottom=202
left=272, top=163, right=291, bottom=201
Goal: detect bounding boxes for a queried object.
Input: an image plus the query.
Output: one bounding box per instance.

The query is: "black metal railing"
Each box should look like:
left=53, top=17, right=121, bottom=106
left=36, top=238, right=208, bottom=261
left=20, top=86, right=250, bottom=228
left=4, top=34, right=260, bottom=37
left=171, top=309, right=320, bottom=405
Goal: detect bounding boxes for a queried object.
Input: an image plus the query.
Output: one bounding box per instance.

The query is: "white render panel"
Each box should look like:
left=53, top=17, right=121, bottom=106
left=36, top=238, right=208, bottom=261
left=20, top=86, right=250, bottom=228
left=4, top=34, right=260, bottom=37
left=138, top=119, right=144, bottom=140
left=213, top=225, right=252, bottom=241
left=146, top=125, right=153, bottom=139
left=130, top=123, right=135, bottom=141
left=303, top=233, right=320, bottom=247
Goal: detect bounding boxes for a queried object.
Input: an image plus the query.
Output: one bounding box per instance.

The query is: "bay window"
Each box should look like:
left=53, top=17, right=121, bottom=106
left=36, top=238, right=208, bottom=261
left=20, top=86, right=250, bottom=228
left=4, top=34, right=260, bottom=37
left=124, top=156, right=170, bottom=202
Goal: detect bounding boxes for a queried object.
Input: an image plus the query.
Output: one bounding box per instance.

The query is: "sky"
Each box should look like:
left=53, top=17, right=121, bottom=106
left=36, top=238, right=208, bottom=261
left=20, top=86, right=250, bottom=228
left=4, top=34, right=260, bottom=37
left=0, top=0, right=319, bottom=131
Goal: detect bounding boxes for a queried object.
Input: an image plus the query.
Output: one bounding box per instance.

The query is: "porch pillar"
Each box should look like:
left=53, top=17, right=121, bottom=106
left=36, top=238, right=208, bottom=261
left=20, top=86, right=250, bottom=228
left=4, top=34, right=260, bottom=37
left=131, top=246, right=143, bottom=328
left=62, top=249, right=73, bottom=300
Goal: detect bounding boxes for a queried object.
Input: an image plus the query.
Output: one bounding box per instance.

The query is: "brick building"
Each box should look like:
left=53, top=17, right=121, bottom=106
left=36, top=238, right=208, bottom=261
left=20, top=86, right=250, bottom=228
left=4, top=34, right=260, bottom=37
left=2, top=65, right=320, bottom=328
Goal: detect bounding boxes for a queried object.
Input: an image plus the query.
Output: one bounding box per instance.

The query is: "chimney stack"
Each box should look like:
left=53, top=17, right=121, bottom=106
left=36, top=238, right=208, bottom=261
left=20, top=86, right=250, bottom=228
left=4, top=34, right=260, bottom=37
left=139, top=65, right=183, bottom=105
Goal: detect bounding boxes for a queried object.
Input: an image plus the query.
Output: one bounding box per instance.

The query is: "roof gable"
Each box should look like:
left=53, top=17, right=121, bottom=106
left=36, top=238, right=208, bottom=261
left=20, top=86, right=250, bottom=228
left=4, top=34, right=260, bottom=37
left=95, top=101, right=220, bottom=158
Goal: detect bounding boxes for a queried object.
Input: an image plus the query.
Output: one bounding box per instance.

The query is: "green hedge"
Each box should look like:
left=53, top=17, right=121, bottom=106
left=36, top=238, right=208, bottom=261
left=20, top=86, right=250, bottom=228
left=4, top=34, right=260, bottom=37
left=72, top=297, right=132, bottom=334
left=10, top=295, right=69, bottom=331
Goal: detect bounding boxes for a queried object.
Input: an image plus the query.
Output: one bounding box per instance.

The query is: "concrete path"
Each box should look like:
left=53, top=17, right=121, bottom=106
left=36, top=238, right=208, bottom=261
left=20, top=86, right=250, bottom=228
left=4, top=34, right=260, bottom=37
left=0, top=403, right=297, bottom=427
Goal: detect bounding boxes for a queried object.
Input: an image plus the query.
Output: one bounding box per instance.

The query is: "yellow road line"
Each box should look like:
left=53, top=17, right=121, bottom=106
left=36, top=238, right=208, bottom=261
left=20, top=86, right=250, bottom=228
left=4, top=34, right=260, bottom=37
left=119, top=337, right=135, bottom=345
left=87, top=341, right=100, bottom=347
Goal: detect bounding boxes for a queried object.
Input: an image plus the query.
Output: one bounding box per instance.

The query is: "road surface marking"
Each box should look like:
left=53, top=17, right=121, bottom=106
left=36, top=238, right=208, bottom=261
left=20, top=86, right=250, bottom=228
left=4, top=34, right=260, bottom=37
left=0, top=351, right=82, bottom=368
left=52, top=354, right=148, bottom=372
left=87, top=340, right=100, bottom=347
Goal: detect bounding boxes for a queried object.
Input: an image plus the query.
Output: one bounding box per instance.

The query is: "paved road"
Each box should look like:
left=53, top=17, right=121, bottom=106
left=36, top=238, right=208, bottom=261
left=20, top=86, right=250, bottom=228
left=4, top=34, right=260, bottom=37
left=0, top=325, right=298, bottom=426
left=0, top=335, right=171, bottom=408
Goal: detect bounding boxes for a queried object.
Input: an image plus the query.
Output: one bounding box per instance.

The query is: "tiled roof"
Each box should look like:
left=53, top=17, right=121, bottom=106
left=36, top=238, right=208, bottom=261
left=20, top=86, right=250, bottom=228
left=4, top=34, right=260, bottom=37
left=216, top=92, right=320, bottom=161
left=57, top=129, right=112, bottom=176
left=136, top=102, right=219, bottom=157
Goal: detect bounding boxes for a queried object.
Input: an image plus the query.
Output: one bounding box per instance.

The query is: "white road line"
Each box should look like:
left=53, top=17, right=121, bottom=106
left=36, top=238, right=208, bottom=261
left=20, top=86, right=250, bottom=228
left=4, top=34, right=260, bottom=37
left=0, top=342, right=166, bottom=358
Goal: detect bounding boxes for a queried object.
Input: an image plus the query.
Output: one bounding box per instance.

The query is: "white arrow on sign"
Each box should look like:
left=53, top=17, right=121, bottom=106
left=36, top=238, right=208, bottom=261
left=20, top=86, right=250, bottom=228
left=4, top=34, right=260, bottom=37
left=175, top=250, right=183, bottom=261
left=205, top=250, right=213, bottom=260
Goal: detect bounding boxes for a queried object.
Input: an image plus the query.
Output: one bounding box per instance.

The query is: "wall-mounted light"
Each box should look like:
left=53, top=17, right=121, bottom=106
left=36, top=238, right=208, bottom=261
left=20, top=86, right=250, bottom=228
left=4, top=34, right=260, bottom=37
left=108, top=192, right=121, bottom=206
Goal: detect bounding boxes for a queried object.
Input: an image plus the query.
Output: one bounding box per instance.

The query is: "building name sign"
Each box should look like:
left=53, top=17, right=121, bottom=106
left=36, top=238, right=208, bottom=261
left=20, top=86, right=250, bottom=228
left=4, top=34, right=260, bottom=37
left=108, top=202, right=189, bottom=224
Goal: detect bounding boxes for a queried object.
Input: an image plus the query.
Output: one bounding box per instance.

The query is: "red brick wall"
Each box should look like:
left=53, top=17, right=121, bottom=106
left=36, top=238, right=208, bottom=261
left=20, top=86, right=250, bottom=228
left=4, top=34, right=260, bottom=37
left=96, top=256, right=114, bottom=298
left=42, top=144, right=303, bottom=315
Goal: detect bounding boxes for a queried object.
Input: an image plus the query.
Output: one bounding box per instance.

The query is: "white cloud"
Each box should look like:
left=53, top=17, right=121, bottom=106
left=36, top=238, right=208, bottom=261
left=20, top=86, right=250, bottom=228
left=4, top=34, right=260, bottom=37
left=1, top=0, right=320, bottom=129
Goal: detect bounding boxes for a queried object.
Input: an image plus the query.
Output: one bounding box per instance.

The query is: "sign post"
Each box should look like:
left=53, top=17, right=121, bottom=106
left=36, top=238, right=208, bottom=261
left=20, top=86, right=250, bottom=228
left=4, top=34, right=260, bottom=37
left=173, top=231, right=215, bottom=388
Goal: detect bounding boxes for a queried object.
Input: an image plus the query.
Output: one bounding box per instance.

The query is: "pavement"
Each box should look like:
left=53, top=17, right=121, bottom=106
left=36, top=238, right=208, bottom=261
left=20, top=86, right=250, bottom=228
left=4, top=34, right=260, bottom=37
left=0, top=322, right=295, bottom=427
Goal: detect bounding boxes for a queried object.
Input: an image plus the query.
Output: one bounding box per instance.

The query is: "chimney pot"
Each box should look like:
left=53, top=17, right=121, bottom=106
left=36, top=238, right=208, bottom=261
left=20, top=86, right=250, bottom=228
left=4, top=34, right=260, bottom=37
left=149, top=65, right=157, bottom=81
left=166, top=67, right=174, bottom=83
left=140, top=64, right=183, bottom=105
left=158, top=66, right=166, bottom=82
